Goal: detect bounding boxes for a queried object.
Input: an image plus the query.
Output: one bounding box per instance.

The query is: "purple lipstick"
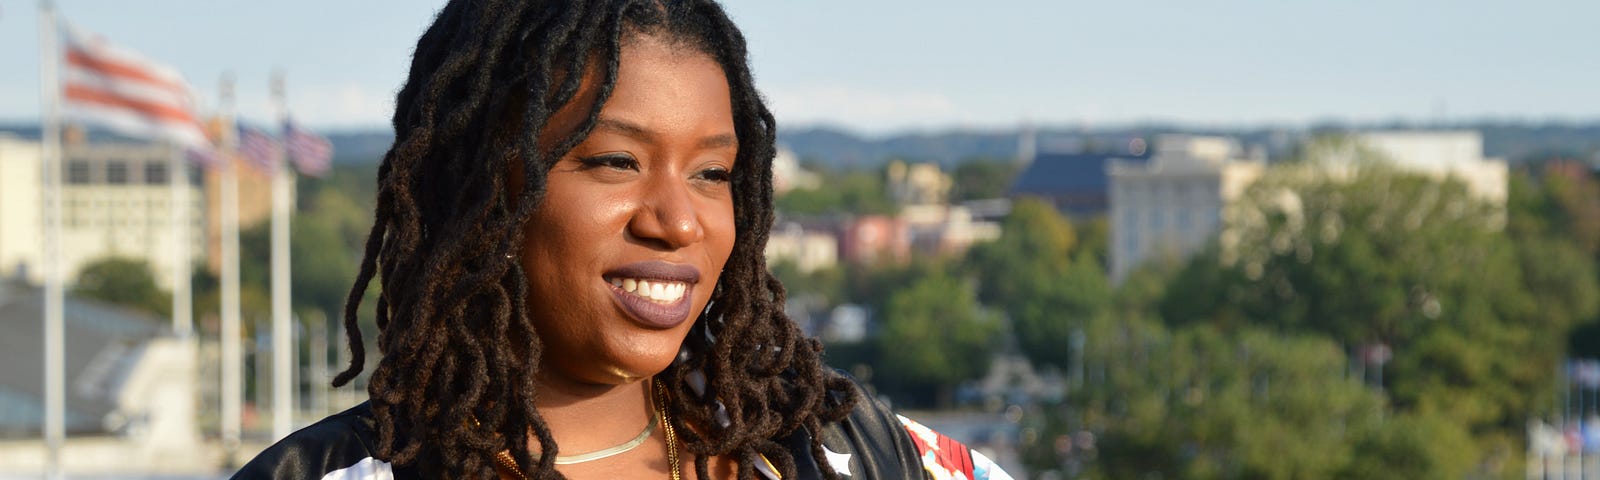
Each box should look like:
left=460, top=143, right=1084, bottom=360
left=603, top=261, right=701, bottom=329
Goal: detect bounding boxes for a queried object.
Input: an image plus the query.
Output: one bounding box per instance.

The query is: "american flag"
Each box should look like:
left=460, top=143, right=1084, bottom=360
left=237, top=124, right=280, bottom=174
left=284, top=119, right=332, bottom=177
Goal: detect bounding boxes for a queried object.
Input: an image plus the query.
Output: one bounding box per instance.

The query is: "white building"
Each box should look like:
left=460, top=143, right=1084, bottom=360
left=1348, top=131, right=1507, bottom=204
left=1109, top=135, right=1264, bottom=284
left=765, top=222, right=839, bottom=273
left=1107, top=131, right=1507, bottom=284
left=0, top=137, right=42, bottom=282
left=0, top=135, right=205, bottom=291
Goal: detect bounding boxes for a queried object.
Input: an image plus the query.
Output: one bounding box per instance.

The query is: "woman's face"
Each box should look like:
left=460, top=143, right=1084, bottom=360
left=519, top=35, right=738, bottom=388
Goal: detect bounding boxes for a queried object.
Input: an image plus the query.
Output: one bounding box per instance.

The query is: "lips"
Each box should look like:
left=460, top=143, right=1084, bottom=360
left=603, top=261, right=700, bottom=329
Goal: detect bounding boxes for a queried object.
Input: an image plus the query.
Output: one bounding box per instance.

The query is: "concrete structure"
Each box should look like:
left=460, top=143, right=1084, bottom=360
left=1109, top=135, right=1264, bottom=284
left=0, top=280, right=208, bottom=474
left=0, top=135, right=205, bottom=291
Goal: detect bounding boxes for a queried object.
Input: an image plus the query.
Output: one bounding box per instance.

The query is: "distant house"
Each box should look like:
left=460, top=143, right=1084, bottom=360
left=765, top=221, right=839, bottom=273
left=1009, top=151, right=1151, bottom=218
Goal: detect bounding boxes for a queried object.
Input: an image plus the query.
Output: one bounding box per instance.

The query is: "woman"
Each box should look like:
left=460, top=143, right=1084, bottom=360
left=235, top=1, right=1011, bottom=478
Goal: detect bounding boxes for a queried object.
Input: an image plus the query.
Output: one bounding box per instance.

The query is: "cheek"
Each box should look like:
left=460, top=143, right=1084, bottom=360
left=709, top=201, right=738, bottom=269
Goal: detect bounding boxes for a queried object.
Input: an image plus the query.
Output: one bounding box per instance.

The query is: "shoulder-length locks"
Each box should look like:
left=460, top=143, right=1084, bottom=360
left=332, top=0, right=855, bottom=478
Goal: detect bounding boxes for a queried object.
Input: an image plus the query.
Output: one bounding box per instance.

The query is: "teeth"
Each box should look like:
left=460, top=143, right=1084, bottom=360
left=607, top=277, right=687, bottom=303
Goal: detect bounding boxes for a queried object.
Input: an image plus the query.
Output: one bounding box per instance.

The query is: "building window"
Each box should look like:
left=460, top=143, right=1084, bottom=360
left=105, top=161, right=129, bottom=184
left=67, top=160, right=91, bottom=184
left=1149, top=209, right=1163, bottom=230
left=1177, top=209, right=1192, bottom=231
left=145, top=163, right=168, bottom=184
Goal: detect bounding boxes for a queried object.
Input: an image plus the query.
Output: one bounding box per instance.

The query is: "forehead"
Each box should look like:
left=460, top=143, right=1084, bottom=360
left=606, top=36, right=733, bottom=122
left=538, top=34, right=735, bottom=151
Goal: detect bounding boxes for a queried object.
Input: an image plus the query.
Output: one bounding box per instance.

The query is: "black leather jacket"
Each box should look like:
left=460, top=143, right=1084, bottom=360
left=233, top=384, right=929, bottom=479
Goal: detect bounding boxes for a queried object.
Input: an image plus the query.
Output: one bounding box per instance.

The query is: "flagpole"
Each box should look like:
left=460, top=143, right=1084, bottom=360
left=37, top=1, right=65, bottom=478
left=169, top=144, right=192, bottom=338
left=219, top=73, right=243, bottom=463
left=270, top=69, right=295, bottom=440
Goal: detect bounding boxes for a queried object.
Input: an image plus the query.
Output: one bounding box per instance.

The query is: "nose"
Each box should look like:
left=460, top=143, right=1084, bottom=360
left=627, top=174, right=705, bottom=250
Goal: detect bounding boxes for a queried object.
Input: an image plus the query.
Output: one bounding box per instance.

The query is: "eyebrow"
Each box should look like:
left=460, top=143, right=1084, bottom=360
left=595, top=117, right=738, bottom=150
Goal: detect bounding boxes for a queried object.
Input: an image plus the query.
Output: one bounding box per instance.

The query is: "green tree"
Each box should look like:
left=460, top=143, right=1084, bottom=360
left=876, top=271, right=1001, bottom=407
left=1007, top=253, right=1108, bottom=370
left=1154, top=141, right=1598, bottom=475
left=1075, top=215, right=1111, bottom=270
left=966, top=198, right=1076, bottom=305
left=950, top=157, right=1020, bottom=202
left=1335, top=412, right=1475, bottom=480
left=74, top=256, right=171, bottom=318
left=1028, top=322, right=1389, bottom=479
left=965, top=198, right=1104, bottom=370
left=769, top=260, right=845, bottom=308
left=775, top=170, right=896, bottom=216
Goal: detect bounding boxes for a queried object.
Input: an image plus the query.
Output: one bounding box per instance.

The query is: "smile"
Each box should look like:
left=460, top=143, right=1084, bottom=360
left=602, top=261, right=701, bottom=329
left=608, top=277, right=689, bottom=304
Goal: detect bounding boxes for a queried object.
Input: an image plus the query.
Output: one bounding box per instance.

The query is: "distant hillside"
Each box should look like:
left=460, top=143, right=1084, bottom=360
left=779, top=121, right=1600, bottom=169
left=1478, top=124, right=1600, bottom=162
left=326, top=131, right=394, bottom=165
left=8, top=121, right=1599, bottom=168
left=777, top=126, right=1018, bottom=169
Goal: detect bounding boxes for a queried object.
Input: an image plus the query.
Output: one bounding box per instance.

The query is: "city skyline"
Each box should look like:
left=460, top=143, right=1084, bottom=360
left=1, top=1, right=1597, bottom=135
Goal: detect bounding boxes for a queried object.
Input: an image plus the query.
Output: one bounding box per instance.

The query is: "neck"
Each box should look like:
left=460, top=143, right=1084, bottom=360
left=530, top=376, right=654, bottom=456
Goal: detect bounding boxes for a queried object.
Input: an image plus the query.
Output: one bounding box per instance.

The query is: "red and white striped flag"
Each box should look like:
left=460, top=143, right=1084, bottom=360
left=61, top=24, right=210, bottom=150
left=284, top=119, right=332, bottom=177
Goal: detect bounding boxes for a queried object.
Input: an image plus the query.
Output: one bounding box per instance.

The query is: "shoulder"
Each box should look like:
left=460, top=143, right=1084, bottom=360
left=895, top=414, right=1015, bottom=480
left=790, top=371, right=1014, bottom=480
left=231, top=402, right=399, bottom=480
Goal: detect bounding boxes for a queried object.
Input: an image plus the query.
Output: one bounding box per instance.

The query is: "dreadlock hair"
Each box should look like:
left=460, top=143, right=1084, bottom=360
left=330, top=0, right=858, bottom=478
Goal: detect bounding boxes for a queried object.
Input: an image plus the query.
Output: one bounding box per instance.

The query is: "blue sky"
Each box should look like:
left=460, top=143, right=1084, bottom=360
left=2, top=1, right=1597, bottom=135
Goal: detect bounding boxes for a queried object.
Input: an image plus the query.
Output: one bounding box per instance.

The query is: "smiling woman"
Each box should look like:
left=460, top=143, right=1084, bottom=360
left=229, top=1, right=1010, bottom=479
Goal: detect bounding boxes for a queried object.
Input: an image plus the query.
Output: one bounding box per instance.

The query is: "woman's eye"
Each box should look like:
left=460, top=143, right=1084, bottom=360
left=578, top=153, right=639, bottom=171
left=696, top=167, right=732, bottom=183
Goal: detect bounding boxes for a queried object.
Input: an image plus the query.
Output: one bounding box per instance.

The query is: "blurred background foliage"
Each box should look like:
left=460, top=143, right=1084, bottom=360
left=77, top=135, right=1600, bottom=478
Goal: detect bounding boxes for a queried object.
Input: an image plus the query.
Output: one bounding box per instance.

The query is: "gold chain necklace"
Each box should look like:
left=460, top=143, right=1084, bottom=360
left=495, top=381, right=681, bottom=480
left=656, top=382, right=682, bottom=480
